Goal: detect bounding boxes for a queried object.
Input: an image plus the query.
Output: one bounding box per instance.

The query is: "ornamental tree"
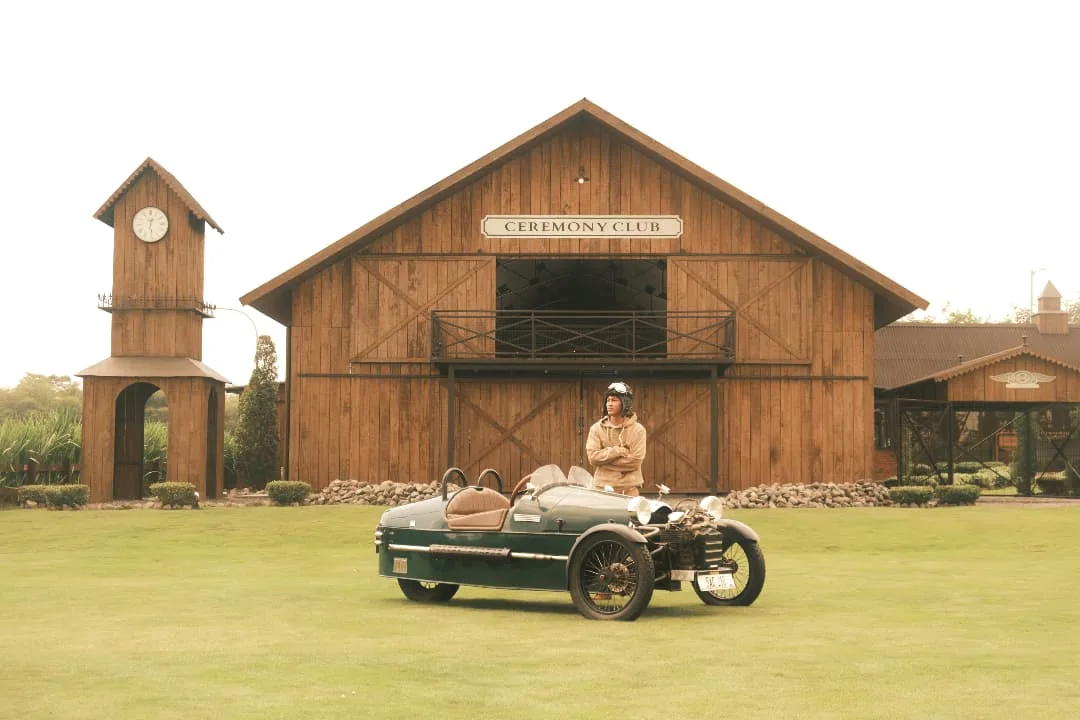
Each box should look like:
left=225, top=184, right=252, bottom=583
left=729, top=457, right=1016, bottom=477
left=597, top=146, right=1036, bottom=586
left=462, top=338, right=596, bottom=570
left=236, top=335, right=280, bottom=489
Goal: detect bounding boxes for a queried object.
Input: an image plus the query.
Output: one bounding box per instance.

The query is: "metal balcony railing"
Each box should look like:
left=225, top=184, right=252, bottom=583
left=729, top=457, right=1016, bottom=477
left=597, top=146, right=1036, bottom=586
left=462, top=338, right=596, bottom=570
left=98, top=294, right=217, bottom=318
left=431, top=310, right=735, bottom=363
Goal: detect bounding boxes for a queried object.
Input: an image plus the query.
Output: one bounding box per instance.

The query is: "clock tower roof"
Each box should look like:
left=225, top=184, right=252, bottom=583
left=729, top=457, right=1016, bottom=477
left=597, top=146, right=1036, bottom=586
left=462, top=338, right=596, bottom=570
left=94, top=156, right=224, bottom=235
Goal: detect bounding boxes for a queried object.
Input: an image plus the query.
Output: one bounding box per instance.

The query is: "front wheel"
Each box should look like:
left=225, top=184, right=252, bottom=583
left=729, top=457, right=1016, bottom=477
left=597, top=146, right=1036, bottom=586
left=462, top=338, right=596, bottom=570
left=569, top=534, right=654, bottom=621
left=693, top=538, right=766, bottom=606
left=397, top=579, right=460, bottom=603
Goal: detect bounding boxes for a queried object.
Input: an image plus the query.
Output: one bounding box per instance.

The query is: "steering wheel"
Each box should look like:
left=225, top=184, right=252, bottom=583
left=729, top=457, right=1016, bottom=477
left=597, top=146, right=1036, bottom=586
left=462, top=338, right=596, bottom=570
left=509, top=474, right=533, bottom=505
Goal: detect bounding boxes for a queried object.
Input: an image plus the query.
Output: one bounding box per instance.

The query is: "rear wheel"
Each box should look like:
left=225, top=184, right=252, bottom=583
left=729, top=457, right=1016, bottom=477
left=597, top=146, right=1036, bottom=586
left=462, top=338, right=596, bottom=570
left=397, top=579, right=460, bottom=603
left=692, top=538, right=765, bottom=606
left=569, top=534, right=654, bottom=621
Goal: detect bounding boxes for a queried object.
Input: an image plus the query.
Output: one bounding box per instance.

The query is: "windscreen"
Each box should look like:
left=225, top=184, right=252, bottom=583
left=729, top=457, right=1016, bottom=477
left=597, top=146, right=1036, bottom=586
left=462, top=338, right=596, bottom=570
left=527, top=464, right=568, bottom=491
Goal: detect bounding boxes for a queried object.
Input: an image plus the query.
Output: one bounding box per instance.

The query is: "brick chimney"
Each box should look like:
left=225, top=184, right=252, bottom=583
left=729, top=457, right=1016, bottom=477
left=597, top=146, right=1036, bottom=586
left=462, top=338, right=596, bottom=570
left=1033, top=281, right=1069, bottom=335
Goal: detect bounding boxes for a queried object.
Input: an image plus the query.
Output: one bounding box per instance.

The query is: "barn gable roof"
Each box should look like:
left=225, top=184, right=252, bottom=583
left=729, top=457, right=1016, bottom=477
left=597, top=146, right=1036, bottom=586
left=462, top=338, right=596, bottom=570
left=95, top=157, right=224, bottom=235
left=241, top=98, right=926, bottom=326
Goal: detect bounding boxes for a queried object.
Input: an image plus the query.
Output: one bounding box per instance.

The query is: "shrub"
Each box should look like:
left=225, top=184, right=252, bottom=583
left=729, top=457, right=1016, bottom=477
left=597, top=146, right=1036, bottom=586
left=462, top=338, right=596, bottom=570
left=904, top=474, right=936, bottom=487
left=882, top=476, right=900, bottom=488
left=934, top=484, right=981, bottom=506
left=956, top=461, right=986, bottom=474
left=970, top=468, right=1007, bottom=489
left=888, top=486, right=934, bottom=505
left=223, top=430, right=238, bottom=489
left=1036, top=475, right=1067, bottom=496
left=17, top=484, right=49, bottom=504
left=43, top=484, right=89, bottom=509
left=266, top=481, right=311, bottom=505
left=1011, top=412, right=1035, bottom=495
left=912, top=463, right=932, bottom=475
left=1067, top=463, right=1080, bottom=498
left=149, top=482, right=197, bottom=507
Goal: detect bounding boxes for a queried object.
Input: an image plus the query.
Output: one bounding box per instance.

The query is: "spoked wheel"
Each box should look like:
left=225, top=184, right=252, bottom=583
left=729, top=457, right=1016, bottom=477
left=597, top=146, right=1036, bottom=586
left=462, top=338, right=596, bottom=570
left=397, top=579, right=460, bottom=603
left=693, top=538, right=766, bottom=606
left=569, top=534, right=654, bottom=621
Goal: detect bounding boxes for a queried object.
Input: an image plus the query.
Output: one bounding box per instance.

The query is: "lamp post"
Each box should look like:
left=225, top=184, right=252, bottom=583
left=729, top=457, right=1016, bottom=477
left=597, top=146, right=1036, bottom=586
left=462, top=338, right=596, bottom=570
left=1029, top=268, right=1048, bottom=317
left=215, top=307, right=260, bottom=364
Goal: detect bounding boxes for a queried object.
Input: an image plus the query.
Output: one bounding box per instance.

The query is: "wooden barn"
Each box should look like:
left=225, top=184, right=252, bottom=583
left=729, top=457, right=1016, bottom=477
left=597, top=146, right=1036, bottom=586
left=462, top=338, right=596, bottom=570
left=242, top=99, right=927, bottom=494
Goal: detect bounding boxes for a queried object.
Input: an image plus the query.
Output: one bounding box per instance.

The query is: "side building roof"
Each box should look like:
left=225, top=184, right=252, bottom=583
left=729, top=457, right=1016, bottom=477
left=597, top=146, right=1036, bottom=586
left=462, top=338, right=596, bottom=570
left=874, top=323, right=1080, bottom=390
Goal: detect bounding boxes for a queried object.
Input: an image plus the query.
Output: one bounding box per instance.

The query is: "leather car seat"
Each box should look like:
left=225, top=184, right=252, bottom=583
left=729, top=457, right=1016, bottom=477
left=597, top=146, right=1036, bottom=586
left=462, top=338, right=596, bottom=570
left=445, top=487, right=510, bottom=530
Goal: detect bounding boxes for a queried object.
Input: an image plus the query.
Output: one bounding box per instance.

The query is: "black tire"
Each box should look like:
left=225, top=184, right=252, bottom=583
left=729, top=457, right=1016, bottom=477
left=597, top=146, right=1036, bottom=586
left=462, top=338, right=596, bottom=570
left=569, top=534, right=655, bottom=621
left=692, top=538, right=765, bottom=606
left=397, top=579, right=460, bottom=603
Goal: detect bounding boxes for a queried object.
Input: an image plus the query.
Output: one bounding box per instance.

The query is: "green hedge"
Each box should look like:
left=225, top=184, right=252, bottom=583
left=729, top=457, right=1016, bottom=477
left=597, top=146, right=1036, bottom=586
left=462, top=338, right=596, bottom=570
left=149, top=482, right=197, bottom=507
left=17, top=484, right=49, bottom=504
left=888, top=486, right=934, bottom=505
left=43, top=484, right=89, bottom=508
left=266, top=481, right=311, bottom=505
left=934, top=484, right=981, bottom=506
left=970, top=467, right=1010, bottom=489
left=904, top=474, right=936, bottom=487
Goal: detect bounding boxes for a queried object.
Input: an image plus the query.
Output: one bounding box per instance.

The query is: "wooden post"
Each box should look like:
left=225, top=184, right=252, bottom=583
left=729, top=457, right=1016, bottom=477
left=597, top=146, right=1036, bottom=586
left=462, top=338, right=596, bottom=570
left=894, top=398, right=905, bottom=482
left=945, top=402, right=955, bottom=485
left=710, top=365, right=719, bottom=494
left=446, top=366, right=456, bottom=469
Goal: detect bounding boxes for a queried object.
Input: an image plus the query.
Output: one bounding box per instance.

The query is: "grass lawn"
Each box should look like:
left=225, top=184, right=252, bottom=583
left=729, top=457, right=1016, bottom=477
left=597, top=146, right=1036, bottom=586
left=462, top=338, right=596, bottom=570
left=3, top=504, right=1080, bottom=719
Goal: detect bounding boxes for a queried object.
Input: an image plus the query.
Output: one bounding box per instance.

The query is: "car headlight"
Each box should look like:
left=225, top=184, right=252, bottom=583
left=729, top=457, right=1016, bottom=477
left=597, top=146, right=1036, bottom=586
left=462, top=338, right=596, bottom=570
left=627, top=496, right=653, bottom=524
left=699, top=495, right=724, bottom=520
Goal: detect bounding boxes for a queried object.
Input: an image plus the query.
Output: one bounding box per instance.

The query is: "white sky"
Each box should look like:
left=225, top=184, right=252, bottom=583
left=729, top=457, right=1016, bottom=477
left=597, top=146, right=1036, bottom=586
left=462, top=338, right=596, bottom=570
left=1, top=1, right=1077, bottom=389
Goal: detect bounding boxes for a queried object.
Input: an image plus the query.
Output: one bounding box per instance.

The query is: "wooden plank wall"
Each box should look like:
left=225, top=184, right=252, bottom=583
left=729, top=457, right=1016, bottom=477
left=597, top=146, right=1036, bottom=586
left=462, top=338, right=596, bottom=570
left=285, top=119, right=881, bottom=491
left=110, top=172, right=206, bottom=359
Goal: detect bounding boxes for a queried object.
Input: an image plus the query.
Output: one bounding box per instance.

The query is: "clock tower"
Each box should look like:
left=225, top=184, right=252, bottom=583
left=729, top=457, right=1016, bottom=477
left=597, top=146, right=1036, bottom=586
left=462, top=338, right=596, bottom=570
left=78, top=158, right=227, bottom=502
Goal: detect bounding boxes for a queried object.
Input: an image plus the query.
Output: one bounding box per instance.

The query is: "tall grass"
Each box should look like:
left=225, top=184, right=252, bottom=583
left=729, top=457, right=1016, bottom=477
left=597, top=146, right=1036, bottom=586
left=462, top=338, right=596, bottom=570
left=0, top=407, right=81, bottom=484
left=0, top=409, right=224, bottom=487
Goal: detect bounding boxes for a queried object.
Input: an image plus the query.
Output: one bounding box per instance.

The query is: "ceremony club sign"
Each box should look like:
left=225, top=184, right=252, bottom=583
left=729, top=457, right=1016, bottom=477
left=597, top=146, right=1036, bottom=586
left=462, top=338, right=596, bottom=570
left=481, top=215, right=683, bottom=239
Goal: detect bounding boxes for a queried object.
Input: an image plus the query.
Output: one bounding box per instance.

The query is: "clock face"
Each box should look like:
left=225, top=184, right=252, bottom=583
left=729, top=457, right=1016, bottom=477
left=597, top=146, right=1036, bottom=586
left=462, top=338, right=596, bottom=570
left=132, top=206, right=169, bottom=243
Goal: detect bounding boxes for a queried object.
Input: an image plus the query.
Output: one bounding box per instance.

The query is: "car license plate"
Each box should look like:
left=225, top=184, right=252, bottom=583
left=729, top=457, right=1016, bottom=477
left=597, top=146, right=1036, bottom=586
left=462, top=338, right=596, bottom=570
left=697, top=573, right=736, bottom=592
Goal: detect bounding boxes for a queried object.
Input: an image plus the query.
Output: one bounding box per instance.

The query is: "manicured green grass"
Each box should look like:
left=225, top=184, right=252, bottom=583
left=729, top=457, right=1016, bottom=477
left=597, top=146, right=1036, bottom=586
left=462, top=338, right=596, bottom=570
left=3, top=505, right=1080, bottom=719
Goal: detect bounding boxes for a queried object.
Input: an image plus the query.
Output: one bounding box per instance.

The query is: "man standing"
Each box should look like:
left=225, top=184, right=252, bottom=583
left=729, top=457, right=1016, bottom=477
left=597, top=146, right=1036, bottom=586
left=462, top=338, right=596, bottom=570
left=585, top=381, right=647, bottom=496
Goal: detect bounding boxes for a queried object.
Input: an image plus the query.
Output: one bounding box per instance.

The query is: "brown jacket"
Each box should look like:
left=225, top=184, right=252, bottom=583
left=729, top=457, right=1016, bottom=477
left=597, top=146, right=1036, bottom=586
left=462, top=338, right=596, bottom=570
left=585, top=413, right=647, bottom=490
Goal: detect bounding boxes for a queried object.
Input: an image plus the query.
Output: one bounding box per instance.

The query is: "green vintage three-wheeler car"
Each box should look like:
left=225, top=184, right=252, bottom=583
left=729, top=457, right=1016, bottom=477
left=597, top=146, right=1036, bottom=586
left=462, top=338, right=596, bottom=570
left=374, top=465, right=765, bottom=621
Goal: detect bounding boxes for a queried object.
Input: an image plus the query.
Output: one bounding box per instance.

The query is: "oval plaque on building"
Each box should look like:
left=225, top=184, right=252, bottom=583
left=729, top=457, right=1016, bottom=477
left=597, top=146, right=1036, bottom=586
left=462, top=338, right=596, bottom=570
left=481, top=215, right=683, bottom=239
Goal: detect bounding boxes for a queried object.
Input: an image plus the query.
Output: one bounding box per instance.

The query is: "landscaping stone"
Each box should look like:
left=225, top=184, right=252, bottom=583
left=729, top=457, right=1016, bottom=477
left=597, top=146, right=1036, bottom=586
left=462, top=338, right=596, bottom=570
left=723, top=481, right=892, bottom=509
left=308, top=478, right=892, bottom=508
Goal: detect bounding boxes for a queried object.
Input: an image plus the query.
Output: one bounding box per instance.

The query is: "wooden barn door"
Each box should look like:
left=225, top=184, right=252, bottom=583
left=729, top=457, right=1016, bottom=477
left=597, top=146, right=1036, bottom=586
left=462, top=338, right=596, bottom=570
left=351, top=257, right=495, bottom=362
left=452, top=378, right=717, bottom=493
left=669, top=257, right=811, bottom=363
left=453, top=380, right=583, bottom=485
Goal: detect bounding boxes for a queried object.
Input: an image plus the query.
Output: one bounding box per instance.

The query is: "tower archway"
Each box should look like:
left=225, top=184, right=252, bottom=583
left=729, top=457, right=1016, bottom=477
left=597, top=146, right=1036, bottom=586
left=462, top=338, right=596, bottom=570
left=113, top=382, right=161, bottom=499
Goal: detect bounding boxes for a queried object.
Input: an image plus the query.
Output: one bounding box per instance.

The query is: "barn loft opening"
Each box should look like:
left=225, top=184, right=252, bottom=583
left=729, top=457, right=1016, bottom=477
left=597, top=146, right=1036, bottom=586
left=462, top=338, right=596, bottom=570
left=496, top=258, right=667, bottom=312
left=494, top=258, right=667, bottom=358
